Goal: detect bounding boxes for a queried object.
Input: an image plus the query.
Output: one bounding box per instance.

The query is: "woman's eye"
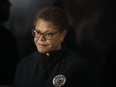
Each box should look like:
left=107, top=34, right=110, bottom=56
left=36, top=31, right=41, bottom=34
left=46, top=33, right=52, bottom=35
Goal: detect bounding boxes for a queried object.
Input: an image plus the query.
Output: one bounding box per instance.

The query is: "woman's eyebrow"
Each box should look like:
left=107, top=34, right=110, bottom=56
left=35, top=29, right=53, bottom=33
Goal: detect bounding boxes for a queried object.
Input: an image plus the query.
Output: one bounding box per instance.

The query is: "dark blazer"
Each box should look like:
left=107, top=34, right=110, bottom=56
left=15, top=46, right=100, bottom=87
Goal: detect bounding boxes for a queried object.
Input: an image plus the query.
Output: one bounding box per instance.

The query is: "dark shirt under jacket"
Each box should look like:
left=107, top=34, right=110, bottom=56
left=15, top=46, right=100, bottom=87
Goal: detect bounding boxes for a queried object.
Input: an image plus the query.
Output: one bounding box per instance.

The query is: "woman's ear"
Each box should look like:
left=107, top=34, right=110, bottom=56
left=61, top=30, right=67, bottom=42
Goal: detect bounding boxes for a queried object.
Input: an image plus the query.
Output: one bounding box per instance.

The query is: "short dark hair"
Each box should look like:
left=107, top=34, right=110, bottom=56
left=34, top=6, right=69, bottom=31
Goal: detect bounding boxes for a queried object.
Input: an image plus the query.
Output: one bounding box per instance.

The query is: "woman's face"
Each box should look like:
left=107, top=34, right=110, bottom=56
left=34, top=19, right=67, bottom=54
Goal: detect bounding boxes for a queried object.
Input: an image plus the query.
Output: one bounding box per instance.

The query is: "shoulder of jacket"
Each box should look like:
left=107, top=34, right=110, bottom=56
left=17, top=51, right=39, bottom=67
left=66, top=49, right=92, bottom=67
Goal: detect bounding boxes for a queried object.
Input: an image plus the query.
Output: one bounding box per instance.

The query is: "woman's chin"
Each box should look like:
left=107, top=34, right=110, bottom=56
left=37, top=49, right=49, bottom=54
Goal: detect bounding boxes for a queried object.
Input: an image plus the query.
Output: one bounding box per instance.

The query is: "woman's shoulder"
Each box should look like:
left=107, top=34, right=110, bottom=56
left=65, top=48, right=93, bottom=69
left=17, top=51, right=39, bottom=68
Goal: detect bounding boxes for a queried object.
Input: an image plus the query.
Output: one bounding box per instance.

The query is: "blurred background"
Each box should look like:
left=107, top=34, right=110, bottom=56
left=1, top=0, right=116, bottom=86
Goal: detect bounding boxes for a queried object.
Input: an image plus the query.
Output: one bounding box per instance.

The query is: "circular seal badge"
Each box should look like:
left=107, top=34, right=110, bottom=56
left=53, top=75, right=66, bottom=87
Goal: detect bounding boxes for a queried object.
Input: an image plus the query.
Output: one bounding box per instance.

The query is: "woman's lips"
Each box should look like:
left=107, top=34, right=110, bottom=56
left=39, top=43, right=48, bottom=46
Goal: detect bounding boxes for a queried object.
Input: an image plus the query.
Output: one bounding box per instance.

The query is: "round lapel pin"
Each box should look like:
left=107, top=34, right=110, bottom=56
left=53, top=75, right=66, bottom=87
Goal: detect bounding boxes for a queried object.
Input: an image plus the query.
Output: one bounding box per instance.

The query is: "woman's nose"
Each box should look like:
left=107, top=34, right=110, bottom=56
left=39, top=34, right=46, bottom=41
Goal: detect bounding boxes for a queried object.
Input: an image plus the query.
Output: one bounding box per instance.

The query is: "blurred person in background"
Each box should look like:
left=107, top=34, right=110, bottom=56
left=0, top=0, right=19, bottom=85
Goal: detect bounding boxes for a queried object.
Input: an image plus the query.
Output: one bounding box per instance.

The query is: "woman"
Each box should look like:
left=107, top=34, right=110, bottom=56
left=14, top=6, right=99, bottom=87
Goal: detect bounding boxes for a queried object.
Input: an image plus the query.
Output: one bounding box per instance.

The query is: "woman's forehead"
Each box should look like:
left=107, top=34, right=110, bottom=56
left=35, top=20, right=57, bottom=29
